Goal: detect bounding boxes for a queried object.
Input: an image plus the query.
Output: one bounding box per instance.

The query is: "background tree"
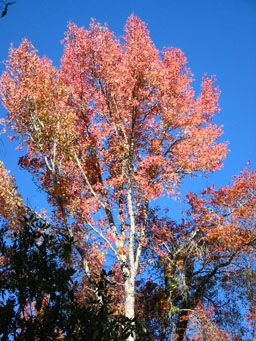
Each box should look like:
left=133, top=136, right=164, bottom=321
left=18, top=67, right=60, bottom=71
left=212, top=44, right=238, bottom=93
left=0, top=213, right=136, bottom=340
left=0, top=15, right=255, bottom=340
left=138, top=169, right=256, bottom=340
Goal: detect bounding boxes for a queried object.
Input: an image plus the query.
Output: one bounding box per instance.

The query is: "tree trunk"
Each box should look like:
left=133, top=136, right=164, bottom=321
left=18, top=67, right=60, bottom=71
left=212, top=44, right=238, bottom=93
left=124, top=276, right=136, bottom=340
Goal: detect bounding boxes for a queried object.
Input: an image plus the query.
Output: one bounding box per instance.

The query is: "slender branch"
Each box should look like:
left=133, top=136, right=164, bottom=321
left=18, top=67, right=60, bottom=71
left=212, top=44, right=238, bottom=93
left=84, top=218, right=117, bottom=256
left=73, top=151, right=106, bottom=210
left=52, top=140, right=56, bottom=172
left=44, top=156, right=52, bottom=172
left=73, top=149, right=118, bottom=239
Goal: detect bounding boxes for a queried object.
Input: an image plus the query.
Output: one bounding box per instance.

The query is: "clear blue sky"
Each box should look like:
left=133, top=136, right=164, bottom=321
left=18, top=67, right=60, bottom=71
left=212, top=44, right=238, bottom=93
left=0, top=0, right=255, bottom=212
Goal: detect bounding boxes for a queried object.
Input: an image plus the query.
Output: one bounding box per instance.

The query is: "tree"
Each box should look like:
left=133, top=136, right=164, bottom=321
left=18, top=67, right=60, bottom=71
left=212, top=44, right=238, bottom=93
left=0, top=15, right=255, bottom=340
left=0, top=213, right=136, bottom=340
left=138, top=169, right=256, bottom=340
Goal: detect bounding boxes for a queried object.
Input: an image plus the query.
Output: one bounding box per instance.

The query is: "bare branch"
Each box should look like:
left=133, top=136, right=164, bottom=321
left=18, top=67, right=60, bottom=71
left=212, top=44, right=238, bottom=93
left=73, top=151, right=106, bottom=210
left=84, top=218, right=117, bottom=256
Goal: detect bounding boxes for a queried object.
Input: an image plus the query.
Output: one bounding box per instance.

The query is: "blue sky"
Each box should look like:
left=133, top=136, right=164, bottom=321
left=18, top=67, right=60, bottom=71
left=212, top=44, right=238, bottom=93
left=0, top=0, right=255, bottom=213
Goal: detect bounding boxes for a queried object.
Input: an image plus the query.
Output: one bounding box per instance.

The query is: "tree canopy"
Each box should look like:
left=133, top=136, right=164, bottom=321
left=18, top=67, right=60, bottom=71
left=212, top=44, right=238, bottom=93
left=0, top=15, right=255, bottom=340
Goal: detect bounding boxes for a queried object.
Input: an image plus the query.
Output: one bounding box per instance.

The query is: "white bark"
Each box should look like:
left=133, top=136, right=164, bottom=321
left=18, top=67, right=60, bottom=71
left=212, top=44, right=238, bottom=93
left=124, top=276, right=136, bottom=341
left=127, top=186, right=136, bottom=267
left=124, top=278, right=135, bottom=319
left=124, top=182, right=137, bottom=340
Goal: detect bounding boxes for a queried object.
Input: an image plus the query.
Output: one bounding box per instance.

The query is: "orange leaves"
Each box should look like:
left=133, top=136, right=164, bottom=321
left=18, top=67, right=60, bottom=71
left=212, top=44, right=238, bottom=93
left=0, top=161, right=24, bottom=230
left=161, top=48, right=192, bottom=100
left=212, top=169, right=256, bottom=219
left=1, top=39, right=55, bottom=130
left=0, top=39, right=80, bottom=161
left=61, top=19, right=121, bottom=97
left=0, top=15, right=228, bottom=208
left=123, top=15, right=159, bottom=81
left=187, top=168, right=256, bottom=253
left=208, top=169, right=256, bottom=231
left=0, top=16, right=235, bottom=292
left=172, top=124, right=227, bottom=173
left=188, top=303, right=229, bottom=340
left=196, top=75, right=220, bottom=122
left=0, top=15, right=255, bottom=338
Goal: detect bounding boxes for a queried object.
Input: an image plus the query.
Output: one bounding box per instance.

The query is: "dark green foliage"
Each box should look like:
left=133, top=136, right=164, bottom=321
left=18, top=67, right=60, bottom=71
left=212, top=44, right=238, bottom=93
left=0, top=215, right=135, bottom=340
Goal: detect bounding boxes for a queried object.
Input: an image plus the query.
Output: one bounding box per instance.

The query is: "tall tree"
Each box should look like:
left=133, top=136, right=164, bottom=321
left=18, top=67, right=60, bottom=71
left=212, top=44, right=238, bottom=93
left=0, top=16, right=255, bottom=339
